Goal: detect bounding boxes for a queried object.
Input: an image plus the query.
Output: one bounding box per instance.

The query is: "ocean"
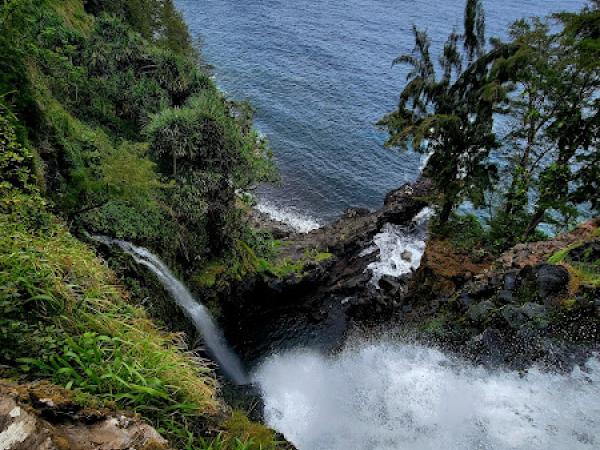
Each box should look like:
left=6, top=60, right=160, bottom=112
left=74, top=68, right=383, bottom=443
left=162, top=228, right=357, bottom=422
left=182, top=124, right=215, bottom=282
left=176, top=0, right=587, bottom=230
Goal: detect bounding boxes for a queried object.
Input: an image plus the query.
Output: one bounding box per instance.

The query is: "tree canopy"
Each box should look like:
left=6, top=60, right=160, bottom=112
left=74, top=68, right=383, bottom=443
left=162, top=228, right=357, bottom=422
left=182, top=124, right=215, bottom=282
left=381, top=0, right=599, bottom=246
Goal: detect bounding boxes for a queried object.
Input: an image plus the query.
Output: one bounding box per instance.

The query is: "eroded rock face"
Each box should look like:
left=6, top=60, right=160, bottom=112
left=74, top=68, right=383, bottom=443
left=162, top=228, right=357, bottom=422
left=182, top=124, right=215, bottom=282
left=0, top=382, right=170, bottom=450
left=218, top=178, right=435, bottom=364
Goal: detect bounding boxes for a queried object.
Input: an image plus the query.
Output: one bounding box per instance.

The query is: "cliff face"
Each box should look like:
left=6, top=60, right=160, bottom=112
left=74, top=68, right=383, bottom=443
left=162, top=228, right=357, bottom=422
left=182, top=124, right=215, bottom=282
left=220, top=179, right=599, bottom=371
left=217, top=179, right=435, bottom=363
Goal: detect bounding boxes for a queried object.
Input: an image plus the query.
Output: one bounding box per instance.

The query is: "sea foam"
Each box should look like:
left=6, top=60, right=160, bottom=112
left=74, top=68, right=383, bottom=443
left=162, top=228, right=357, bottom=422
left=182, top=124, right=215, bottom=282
left=255, top=198, right=321, bottom=233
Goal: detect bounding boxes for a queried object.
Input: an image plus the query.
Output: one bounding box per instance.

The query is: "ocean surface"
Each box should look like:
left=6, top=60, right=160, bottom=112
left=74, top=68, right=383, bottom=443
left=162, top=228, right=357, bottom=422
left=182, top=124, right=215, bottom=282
left=176, top=0, right=587, bottom=229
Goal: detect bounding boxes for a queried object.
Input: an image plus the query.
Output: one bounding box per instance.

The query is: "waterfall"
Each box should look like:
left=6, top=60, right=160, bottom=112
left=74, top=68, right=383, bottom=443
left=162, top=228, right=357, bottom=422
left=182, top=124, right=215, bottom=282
left=254, top=342, right=600, bottom=450
left=94, top=236, right=248, bottom=385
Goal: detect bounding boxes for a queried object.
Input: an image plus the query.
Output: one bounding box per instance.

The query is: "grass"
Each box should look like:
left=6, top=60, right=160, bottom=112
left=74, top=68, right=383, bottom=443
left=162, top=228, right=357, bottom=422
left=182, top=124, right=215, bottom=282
left=257, top=249, right=334, bottom=278
left=0, top=210, right=218, bottom=412
left=0, top=200, right=285, bottom=449
left=195, top=234, right=334, bottom=289
left=223, top=411, right=280, bottom=450
left=548, top=241, right=600, bottom=295
left=0, top=1, right=285, bottom=447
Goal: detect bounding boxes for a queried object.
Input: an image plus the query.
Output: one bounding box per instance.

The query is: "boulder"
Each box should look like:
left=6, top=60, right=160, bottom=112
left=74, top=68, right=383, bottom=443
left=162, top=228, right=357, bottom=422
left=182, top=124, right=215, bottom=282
left=534, top=264, right=569, bottom=298
left=456, top=293, right=475, bottom=311
left=0, top=387, right=170, bottom=450
left=503, top=271, right=519, bottom=291
left=497, top=289, right=514, bottom=305
left=500, top=305, right=528, bottom=330
left=467, top=300, right=496, bottom=323
left=520, top=302, right=547, bottom=321
left=471, top=283, right=496, bottom=299
left=378, top=275, right=403, bottom=294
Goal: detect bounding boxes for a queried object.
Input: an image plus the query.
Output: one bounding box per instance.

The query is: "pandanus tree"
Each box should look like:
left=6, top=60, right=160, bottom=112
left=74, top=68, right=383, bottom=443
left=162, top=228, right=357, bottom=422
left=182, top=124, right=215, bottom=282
left=380, top=0, right=515, bottom=224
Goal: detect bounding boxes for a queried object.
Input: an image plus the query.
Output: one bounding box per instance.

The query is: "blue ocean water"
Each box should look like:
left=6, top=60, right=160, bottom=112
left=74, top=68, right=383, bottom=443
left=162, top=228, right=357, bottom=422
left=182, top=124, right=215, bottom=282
left=176, top=0, right=587, bottom=226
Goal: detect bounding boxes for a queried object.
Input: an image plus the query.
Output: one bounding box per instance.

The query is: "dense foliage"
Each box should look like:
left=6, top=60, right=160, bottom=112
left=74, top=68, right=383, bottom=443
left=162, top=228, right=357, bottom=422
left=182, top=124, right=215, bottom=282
left=381, top=0, right=599, bottom=249
left=0, top=0, right=274, bottom=267
left=0, top=1, right=282, bottom=448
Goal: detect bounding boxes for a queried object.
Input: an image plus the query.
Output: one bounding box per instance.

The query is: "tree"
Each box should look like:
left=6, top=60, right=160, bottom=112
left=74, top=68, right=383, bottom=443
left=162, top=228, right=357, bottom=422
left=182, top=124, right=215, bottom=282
left=491, top=3, right=600, bottom=240
left=464, top=0, right=486, bottom=60
left=159, top=0, right=195, bottom=57
left=380, top=0, right=514, bottom=224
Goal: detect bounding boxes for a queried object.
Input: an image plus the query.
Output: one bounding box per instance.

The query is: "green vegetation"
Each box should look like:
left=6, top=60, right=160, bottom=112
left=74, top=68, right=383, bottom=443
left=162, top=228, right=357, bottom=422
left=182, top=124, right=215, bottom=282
left=381, top=0, right=599, bottom=248
left=0, top=113, right=282, bottom=449
left=0, top=0, right=274, bottom=268
left=433, top=212, right=548, bottom=257
left=0, top=114, right=216, bottom=435
left=194, top=230, right=334, bottom=291
left=549, top=242, right=600, bottom=290
left=257, top=249, right=334, bottom=278
left=0, top=0, right=284, bottom=448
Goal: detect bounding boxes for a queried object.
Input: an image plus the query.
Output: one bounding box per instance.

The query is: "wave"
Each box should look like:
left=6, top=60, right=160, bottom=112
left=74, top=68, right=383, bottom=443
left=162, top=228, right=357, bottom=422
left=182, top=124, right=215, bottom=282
left=255, top=198, right=321, bottom=233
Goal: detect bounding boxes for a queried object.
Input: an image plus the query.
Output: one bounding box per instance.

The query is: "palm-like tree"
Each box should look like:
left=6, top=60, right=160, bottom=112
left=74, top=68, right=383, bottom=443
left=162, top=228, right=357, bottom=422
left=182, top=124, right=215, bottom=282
left=380, top=0, right=513, bottom=224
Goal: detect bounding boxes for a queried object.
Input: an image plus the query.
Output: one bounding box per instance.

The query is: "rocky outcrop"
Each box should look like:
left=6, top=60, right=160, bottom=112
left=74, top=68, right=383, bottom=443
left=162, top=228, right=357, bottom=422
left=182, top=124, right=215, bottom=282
left=411, top=230, right=600, bottom=369
left=496, top=218, right=600, bottom=269
left=0, top=382, right=170, bottom=450
left=220, top=178, right=434, bottom=363
left=247, top=187, right=600, bottom=370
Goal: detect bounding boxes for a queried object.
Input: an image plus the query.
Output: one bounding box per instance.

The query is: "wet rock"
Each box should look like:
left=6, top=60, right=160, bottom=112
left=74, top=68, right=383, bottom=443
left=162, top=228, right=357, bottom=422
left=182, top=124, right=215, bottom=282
left=343, top=207, right=371, bottom=218
left=471, top=328, right=505, bottom=366
left=535, top=264, right=569, bottom=298
left=378, top=275, right=403, bottom=294
left=500, top=305, right=527, bottom=330
left=497, top=289, right=514, bottom=305
left=380, top=178, right=434, bottom=226
left=401, top=250, right=413, bottom=262
left=221, top=384, right=264, bottom=423
left=467, top=300, right=495, bottom=323
left=520, top=302, right=546, bottom=320
left=456, top=293, right=475, bottom=311
left=503, top=271, right=519, bottom=291
left=471, top=283, right=496, bottom=299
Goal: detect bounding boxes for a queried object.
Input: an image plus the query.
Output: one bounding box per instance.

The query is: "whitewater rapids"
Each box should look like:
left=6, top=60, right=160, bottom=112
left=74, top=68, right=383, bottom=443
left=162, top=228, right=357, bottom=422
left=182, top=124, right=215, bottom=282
left=253, top=342, right=600, bottom=450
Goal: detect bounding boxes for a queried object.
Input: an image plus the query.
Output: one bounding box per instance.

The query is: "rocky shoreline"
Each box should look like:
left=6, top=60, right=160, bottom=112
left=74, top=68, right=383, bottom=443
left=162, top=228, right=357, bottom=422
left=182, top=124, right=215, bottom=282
left=224, top=179, right=599, bottom=373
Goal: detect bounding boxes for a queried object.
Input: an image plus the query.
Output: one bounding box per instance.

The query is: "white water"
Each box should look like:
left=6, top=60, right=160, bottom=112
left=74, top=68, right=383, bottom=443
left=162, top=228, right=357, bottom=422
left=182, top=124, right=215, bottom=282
left=254, top=342, right=600, bottom=450
left=363, top=207, right=434, bottom=286
left=93, top=236, right=248, bottom=385
left=255, top=198, right=321, bottom=233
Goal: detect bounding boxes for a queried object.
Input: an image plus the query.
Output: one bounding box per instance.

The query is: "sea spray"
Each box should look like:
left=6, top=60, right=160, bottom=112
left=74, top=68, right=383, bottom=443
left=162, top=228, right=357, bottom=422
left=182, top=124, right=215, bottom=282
left=94, top=236, right=248, bottom=385
left=253, top=342, right=600, bottom=450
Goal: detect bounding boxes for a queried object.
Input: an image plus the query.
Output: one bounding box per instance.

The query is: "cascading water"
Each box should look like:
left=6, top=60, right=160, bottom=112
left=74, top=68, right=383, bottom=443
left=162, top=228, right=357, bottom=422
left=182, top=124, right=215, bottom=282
left=253, top=342, right=600, bottom=450
left=94, top=236, right=248, bottom=385
left=362, top=207, right=434, bottom=287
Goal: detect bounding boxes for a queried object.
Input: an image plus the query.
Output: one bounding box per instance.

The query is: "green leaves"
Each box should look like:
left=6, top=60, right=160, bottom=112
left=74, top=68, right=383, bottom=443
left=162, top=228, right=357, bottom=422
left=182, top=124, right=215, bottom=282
left=0, top=115, right=39, bottom=193
left=384, top=0, right=598, bottom=238
left=382, top=0, right=508, bottom=223
left=464, top=0, right=486, bottom=60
